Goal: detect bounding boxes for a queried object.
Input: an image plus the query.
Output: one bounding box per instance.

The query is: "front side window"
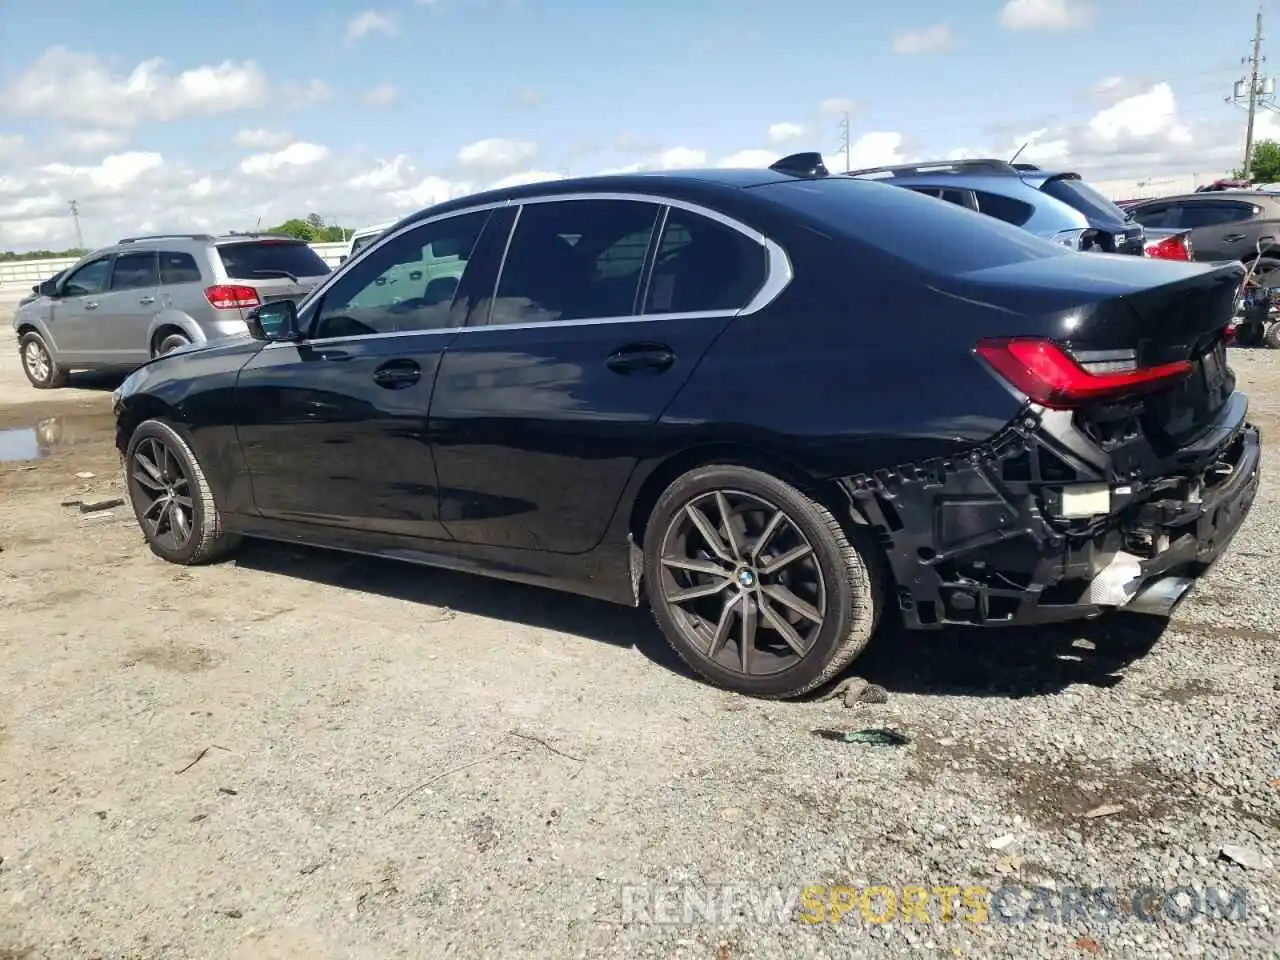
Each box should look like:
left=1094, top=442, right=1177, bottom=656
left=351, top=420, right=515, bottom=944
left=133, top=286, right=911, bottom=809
left=644, top=209, right=767, bottom=314
left=488, top=199, right=661, bottom=326
left=312, top=211, right=490, bottom=339
left=109, top=251, right=159, bottom=290
left=62, top=256, right=112, bottom=297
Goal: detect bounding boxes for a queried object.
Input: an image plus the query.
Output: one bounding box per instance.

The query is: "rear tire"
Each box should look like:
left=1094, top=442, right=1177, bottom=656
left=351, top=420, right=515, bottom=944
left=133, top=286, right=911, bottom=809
left=124, top=419, right=241, bottom=565
left=154, top=331, right=192, bottom=357
left=643, top=464, right=882, bottom=699
left=1265, top=322, right=1280, bottom=349
left=19, top=331, right=68, bottom=389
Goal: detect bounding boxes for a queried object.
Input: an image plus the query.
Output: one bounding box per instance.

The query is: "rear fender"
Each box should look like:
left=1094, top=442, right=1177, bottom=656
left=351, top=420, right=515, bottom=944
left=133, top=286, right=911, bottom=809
left=146, top=310, right=205, bottom=348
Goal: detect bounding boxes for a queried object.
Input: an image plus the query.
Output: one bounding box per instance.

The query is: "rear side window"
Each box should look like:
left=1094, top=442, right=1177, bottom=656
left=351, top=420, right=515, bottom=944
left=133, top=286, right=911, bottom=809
left=216, top=240, right=331, bottom=280
left=973, top=190, right=1035, bottom=227
left=759, top=178, right=1064, bottom=274
left=109, top=251, right=159, bottom=290
left=644, top=210, right=767, bottom=314
left=1039, top=176, right=1127, bottom=225
left=159, top=251, right=202, bottom=285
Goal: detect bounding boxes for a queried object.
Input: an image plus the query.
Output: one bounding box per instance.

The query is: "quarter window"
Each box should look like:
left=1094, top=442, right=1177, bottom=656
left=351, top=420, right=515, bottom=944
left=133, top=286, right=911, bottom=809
left=61, top=256, right=112, bottom=297
left=158, top=251, right=202, bottom=285
left=488, top=199, right=661, bottom=325
left=109, top=251, right=159, bottom=290
left=312, top=210, right=489, bottom=339
left=973, top=190, right=1036, bottom=227
left=644, top=209, right=767, bottom=314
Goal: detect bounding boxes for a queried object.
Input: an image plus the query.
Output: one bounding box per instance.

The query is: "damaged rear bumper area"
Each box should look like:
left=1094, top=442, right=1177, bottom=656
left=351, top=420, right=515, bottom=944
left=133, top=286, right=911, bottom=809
left=840, top=393, right=1262, bottom=629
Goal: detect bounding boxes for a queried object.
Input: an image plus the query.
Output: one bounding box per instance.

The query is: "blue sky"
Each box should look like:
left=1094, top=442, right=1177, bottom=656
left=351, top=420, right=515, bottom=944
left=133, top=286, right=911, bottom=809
left=0, top=0, right=1272, bottom=247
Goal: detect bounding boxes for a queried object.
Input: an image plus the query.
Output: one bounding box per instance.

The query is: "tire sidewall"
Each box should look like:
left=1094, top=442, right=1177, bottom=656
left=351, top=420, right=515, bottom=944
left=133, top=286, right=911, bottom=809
left=1266, top=322, right=1280, bottom=349
left=643, top=465, right=863, bottom=698
left=19, top=332, right=55, bottom=388
left=156, top=334, right=191, bottom=357
left=124, top=419, right=210, bottom=564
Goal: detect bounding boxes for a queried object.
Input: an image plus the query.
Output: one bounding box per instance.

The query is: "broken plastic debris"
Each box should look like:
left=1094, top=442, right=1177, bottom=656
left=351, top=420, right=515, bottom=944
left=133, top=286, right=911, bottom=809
left=1081, top=551, right=1143, bottom=607
left=1083, top=803, right=1125, bottom=819
left=812, top=728, right=909, bottom=746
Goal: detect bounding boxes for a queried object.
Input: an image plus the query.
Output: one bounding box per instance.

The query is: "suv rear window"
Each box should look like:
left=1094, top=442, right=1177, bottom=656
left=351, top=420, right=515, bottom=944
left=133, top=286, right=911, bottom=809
left=1038, top=175, right=1127, bottom=225
left=757, top=177, right=1065, bottom=274
left=216, top=240, right=332, bottom=280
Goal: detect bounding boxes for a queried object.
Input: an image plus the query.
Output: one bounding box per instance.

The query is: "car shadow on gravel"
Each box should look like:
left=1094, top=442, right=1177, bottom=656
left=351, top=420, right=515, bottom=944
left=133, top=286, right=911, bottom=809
left=851, top=614, right=1168, bottom=699
left=232, top=541, right=687, bottom=672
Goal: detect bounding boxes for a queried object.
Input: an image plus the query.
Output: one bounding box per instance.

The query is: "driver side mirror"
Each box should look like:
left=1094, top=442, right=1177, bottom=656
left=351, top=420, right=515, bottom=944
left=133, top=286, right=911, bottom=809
left=246, top=299, right=302, bottom=342
left=38, top=279, right=59, bottom=297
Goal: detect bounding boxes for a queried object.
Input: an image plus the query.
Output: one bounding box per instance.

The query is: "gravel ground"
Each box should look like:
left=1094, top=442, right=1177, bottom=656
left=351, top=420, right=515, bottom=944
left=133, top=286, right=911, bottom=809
left=0, top=320, right=1277, bottom=959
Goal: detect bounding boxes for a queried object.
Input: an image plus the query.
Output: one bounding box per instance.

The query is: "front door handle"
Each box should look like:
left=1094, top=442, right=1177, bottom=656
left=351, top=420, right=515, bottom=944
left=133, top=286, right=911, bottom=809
left=605, top=342, right=676, bottom=375
left=139, top=296, right=155, bottom=305
left=84, top=301, right=99, bottom=310
left=373, top=359, right=421, bottom=389
left=1224, top=233, right=1247, bottom=243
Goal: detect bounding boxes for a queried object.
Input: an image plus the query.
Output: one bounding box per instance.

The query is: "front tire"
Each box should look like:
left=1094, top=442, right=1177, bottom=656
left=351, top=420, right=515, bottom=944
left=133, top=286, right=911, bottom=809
left=643, top=464, right=881, bottom=698
left=124, top=419, right=240, bottom=565
left=19, top=331, right=68, bottom=389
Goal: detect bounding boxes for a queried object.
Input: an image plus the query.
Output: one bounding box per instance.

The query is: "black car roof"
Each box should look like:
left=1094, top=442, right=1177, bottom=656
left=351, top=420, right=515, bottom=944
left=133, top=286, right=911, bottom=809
left=395, top=167, right=802, bottom=232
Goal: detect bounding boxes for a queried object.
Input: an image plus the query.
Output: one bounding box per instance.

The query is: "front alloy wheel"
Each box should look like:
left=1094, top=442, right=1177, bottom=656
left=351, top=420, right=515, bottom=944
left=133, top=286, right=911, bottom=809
left=18, top=332, right=68, bottom=389
left=645, top=465, right=881, bottom=698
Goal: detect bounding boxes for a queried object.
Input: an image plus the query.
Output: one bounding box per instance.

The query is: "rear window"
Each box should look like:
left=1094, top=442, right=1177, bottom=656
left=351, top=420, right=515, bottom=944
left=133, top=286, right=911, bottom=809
left=216, top=240, right=331, bottom=280
left=757, top=177, right=1065, bottom=274
left=1039, top=176, right=1128, bottom=225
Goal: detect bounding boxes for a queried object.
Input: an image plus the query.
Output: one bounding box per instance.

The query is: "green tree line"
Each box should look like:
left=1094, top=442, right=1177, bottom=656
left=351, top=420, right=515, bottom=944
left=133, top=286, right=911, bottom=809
left=1, top=212, right=353, bottom=261
left=1236, top=139, right=1280, bottom=181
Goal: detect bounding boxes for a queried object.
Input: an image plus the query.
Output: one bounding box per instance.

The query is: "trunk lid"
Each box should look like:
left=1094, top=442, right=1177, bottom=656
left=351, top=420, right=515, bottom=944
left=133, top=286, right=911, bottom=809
left=957, top=254, right=1245, bottom=449
left=214, top=238, right=332, bottom=305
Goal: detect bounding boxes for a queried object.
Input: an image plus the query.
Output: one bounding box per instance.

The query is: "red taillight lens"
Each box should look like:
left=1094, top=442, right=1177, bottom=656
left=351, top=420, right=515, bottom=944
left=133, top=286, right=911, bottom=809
left=975, top=337, right=1192, bottom=409
left=205, top=284, right=260, bottom=309
left=1145, top=235, right=1191, bottom=261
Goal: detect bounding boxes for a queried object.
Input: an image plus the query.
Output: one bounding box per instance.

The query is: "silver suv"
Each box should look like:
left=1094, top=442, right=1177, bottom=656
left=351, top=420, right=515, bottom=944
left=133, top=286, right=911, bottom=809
left=12, top=232, right=331, bottom=389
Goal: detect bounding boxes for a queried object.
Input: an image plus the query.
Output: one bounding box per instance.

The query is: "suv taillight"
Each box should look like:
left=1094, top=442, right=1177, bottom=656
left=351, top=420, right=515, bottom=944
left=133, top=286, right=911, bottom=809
left=1145, top=235, right=1191, bottom=261
left=975, top=338, right=1192, bottom=409
left=205, top=284, right=260, bottom=309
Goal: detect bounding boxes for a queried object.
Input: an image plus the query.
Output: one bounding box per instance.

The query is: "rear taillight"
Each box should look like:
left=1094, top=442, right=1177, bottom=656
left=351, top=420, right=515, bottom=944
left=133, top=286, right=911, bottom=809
left=1145, top=235, right=1191, bottom=261
left=975, top=337, right=1192, bottom=409
left=205, top=284, right=260, bottom=309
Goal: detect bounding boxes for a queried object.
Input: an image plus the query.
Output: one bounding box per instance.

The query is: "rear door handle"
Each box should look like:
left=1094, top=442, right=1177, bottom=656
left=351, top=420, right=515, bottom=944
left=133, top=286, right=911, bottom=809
left=1223, top=233, right=1247, bottom=242
left=605, top=343, right=676, bottom=375
left=316, top=349, right=352, bottom=362
left=373, top=359, right=421, bottom=389
left=139, top=296, right=155, bottom=305
left=84, top=301, right=99, bottom=310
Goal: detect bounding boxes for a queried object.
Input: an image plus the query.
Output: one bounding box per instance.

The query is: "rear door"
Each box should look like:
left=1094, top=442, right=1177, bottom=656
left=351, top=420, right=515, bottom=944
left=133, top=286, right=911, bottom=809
left=214, top=238, right=332, bottom=305
left=429, top=197, right=772, bottom=553
left=46, top=254, right=114, bottom=360
left=1166, top=200, right=1260, bottom=261
left=100, top=250, right=160, bottom=364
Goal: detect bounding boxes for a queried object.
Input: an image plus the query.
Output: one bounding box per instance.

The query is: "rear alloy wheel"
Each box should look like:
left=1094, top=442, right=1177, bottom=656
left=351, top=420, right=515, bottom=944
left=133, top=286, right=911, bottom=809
left=124, top=419, right=240, bottom=565
left=644, top=465, right=880, bottom=698
left=154, top=332, right=192, bottom=357
left=19, top=331, right=69, bottom=389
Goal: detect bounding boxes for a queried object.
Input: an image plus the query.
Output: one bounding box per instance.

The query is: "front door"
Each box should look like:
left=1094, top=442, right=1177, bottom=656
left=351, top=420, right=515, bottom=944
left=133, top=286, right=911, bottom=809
left=235, top=207, right=510, bottom=540
left=431, top=198, right=772, bottom=554
left=46, top=255, right=114, bottom=361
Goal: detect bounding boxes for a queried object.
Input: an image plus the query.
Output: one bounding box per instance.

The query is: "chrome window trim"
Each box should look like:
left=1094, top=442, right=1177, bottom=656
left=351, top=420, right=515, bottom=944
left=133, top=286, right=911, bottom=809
left=266, top=190, right=793, bottom=351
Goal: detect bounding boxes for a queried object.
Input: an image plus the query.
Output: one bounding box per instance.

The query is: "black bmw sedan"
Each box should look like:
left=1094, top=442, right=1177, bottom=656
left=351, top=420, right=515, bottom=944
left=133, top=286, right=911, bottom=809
left=112, top=152, right=1261, bottom=698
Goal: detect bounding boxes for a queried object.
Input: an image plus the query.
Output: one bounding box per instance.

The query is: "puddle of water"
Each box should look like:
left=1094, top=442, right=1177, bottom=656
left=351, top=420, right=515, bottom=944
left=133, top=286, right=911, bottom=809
left=0, top=428, right=40, bottom=462
left=0, top=412, right=116, bottom=464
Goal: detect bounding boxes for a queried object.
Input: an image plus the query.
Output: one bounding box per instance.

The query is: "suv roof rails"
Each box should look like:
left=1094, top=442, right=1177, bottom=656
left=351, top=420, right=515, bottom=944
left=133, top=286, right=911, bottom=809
left=116, top=233, right=215, bottom=244
left=769, top=151, right=830, bottom=178
left=217, top=231, right=301, bottom=241
left=846, top=158, right=1023, bottom=179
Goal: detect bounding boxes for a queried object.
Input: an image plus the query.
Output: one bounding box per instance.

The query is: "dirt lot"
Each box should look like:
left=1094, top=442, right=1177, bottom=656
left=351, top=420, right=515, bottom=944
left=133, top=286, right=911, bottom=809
left=1, top=311, right=1278, bottom=959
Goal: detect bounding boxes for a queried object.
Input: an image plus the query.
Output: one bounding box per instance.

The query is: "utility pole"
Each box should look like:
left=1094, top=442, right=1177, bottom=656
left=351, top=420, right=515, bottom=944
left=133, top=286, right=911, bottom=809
left=837, top=112, right=851, bottom=174
left=1244, top=7, right=1265, bottom=178
left=68, top=200, right=84, bottom=249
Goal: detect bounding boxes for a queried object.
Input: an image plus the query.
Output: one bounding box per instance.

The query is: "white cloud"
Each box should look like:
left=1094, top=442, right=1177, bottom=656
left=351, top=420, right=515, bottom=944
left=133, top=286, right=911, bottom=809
left=819, top=97, right=856, bottom=119
left=0, top=135, right=24, bottom=159
left=362, top=84, right=399, bottom=107
left=238, top=142, right=330, bottom=175
left=892, top=23, right=955, bottom=54
left=57, top=130, right=127, bottom=154
left=766, top=122, right=806, bottom=145
left=347, top=9, right=398, bottom=41
left=509, top=88, right=546, bottom=108
left=999, top=0, right=1094, bottom=31
left=718, top=149, right=780, bottom=168
left=490, top=170, right=566, bottom=189
left=233, top=128, right=292, bottom=150
left=457, top=137, right=538, bottom=173
left=1, top=47, right=275, bottom=128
